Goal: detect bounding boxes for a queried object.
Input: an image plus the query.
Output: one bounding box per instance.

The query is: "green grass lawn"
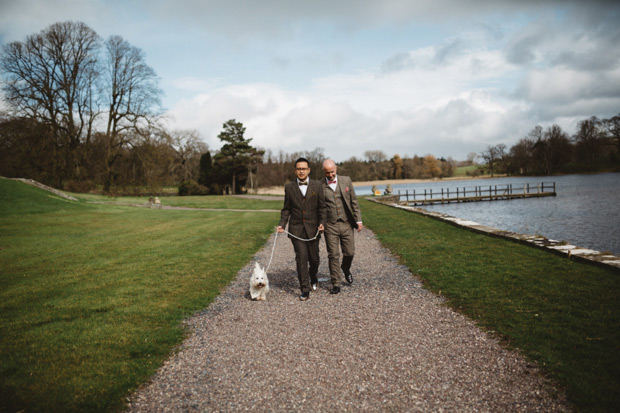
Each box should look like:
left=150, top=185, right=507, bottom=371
left=75, top=192, right=283, bottom=210
left=0, top=178, right=279, bottom=412
left=452, top=164, right=481, bottom=176
left=360, top=199, right=620, bottom=411
left=3, top=178, right=619, bottom=411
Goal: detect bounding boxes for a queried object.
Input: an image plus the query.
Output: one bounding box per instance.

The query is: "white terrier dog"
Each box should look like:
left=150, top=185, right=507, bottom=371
left=249, top=262, right=269, bottom=301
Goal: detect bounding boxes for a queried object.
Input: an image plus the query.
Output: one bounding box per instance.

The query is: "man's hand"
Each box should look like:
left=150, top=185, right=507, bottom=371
left=318, top=224, right=324, bottom=232
left=357, top=223, right=364, bottom=232
left=277, top=225, right=284, bottom=233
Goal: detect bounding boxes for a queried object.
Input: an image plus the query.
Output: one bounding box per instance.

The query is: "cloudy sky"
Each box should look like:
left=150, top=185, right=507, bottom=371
left=1, top=0, right=619, bottom=162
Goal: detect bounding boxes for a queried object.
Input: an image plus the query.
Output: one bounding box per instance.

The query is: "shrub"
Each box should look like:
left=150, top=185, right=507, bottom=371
left=178, top=180, right=208, bottom=196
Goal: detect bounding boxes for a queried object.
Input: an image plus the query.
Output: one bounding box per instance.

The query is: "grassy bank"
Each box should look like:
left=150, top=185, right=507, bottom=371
left=0, top=178, right=279, bottom=412
left=360, top=199, right=620, bottom=411
left=76, top=192, right=283, bottom=210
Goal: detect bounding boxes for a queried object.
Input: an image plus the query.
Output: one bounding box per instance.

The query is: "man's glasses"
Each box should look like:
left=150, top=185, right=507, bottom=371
left=296, top=168, right=309, bottom=171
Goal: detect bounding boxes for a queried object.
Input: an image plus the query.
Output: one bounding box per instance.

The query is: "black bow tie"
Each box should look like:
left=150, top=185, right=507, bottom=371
left=299, top=181, right=308, bottom=186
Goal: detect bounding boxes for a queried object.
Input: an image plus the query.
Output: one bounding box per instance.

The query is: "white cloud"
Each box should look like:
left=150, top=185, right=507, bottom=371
left=165, top=67, right=524, bottom=162
left=162, top=31, right=566, bottom=161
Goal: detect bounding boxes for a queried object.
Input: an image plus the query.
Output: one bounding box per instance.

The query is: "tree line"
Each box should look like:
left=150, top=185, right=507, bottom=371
left=0, top=21, right=458, bottom=195
left=178, top=114, right=620, bottom=194
left=2, top=21, right=618, bottom=195
left=479, top=115, right=620, bottom=177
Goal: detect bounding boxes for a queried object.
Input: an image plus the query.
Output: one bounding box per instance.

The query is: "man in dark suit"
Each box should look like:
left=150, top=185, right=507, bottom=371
left=277, top=157, right=326, bottom=301
left=321, top=159, right=363, bottom=294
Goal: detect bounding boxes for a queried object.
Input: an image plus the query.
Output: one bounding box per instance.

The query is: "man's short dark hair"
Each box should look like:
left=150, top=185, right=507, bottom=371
left=295, top=157, right=310, bottom=167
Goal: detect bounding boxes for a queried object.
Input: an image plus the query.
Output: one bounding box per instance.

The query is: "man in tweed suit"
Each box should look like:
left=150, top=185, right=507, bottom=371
left=277, top=157, right=326, bottom=301
left=321, top=159, right=363, bottom=294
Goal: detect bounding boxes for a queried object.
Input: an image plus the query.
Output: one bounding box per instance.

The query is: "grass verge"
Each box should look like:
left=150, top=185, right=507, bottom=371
left=74, top=192, right=283, bottom=210
left=360, top=199, right=620, bottom=411
left=0, top=178, right=279, bottom=412
left=452, top=164, right=481, bottom=177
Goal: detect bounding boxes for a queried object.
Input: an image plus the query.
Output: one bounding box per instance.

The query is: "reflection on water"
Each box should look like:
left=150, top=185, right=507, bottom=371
left=357, top=173, right=620, bottom=256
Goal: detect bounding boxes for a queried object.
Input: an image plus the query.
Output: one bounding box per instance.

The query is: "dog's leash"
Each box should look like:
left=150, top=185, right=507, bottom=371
left=281, top=228, right=321, bottom=242
left=265, top=228, right=321, bottom=273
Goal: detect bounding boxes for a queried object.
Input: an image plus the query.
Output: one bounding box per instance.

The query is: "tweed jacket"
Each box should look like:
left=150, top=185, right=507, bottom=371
left=322, top=175, right=362, bottom=228
left=279, top=178, right=326, bottom=239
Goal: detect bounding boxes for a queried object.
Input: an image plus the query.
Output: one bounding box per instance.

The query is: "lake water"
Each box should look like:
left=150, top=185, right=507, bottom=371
left=356, top=173, right=620, bottom=256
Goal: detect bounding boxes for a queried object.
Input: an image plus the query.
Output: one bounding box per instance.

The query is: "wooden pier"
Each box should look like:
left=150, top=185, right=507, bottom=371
left=395, top=182, right=556, bottom=206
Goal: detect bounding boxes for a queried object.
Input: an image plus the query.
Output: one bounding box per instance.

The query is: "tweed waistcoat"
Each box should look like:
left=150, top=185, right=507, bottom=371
left=325, top=185, right=347, bottom=223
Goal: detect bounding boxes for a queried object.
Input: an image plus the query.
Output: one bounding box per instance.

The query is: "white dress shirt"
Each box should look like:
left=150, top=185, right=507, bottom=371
left=297, top=178, right=308, bottom=196
left=326, top=176, right=337, bottom=191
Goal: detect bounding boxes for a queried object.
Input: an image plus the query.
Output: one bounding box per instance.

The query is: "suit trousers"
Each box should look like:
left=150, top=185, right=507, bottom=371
left=291, top=233, right=320, bottom=293
left=324, top=220, right=355, bottom=287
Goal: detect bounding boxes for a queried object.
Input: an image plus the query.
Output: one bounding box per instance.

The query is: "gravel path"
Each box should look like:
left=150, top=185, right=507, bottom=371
left=127, top=229, right=570, bottom=412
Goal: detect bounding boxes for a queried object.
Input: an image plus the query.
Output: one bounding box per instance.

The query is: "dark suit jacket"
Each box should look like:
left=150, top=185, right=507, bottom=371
left=279, top=179, right=326, bottom=239
left=322, top=175, right=362, bottom=229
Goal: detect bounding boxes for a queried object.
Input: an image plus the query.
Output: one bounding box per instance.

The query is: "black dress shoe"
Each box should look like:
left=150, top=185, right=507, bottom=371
left=344, top=271, right=353, bottom=284
left=330, top=286, right=340, bottom=294
left=299, top=292, right=310, bottom=301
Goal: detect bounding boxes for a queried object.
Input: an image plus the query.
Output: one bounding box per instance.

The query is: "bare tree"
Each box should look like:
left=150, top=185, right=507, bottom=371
left=439, top=157, right=455, bottom=177
left=573, top=116, right=604, bottom=167
left=507, top=137, right=535, bottom=175
left=166, top=129, right=208, bottom=182
left=101, top=35, right=162, bottom=192
left=364, top=150, right=387, bottom=180
left=601, top=113, right=620, bottom=156
left=480, top=144, right=506, bottom=177
left=364, top=150, right=387, bottom=163
left=1, top=21, right=100, bottom=187
left=466, top=152, right=479, bottom=165
left=533, top=125, right=571, bottom=175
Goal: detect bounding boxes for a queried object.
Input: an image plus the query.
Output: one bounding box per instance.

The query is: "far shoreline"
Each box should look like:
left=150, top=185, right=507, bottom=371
left=254, top=174, right=502, bottom=195
left=353, top=174, right=501, bottom=187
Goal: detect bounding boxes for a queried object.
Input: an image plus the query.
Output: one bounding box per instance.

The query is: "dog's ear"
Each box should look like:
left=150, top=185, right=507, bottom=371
left=254, top=262, right=260, bottom=270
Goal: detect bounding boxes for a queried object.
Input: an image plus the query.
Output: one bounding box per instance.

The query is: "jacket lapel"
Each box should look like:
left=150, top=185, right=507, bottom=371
left=292, top=181, right=303, bottom=204
left=337, top=177, right=351, bottom=211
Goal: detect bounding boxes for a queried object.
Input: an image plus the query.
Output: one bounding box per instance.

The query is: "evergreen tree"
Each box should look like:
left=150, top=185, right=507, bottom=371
left=217, top=119, right=253, bottom=194
left=198, top=152, right=213, bottom=186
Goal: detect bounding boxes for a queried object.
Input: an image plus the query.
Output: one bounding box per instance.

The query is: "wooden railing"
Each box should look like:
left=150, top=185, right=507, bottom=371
left=395, top=182, right=556, bottom=206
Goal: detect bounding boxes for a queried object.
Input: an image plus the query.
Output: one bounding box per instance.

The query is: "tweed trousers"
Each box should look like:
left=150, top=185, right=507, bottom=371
left=291, top=233, right=320, bottom=293
left=324, top=220, right=355, bottom=287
